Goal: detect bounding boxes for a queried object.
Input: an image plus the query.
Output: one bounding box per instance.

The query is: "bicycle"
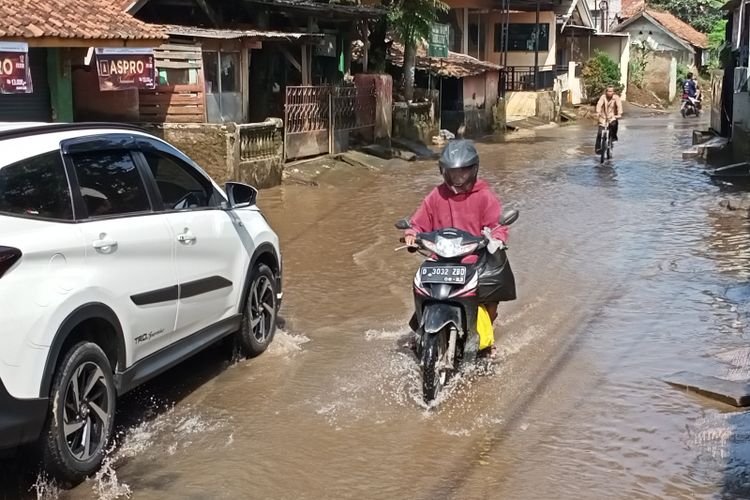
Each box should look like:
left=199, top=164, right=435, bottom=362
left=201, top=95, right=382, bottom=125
left=597, top=119, right=613, bottom=164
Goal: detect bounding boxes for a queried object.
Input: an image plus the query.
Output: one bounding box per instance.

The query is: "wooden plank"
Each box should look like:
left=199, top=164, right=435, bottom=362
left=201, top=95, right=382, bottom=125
left=157, top=44, right=203, bottom=53
left=139, top=94, right=202, bottom=105
left=156, top=61, right=202, bottom=69
left=301, top=46, right=310, bottom=86
left=140, top=105, right=206, bottom=115
left=155, top=57, right=202, bottom=65
left=241, top=43, right=250, bottom=123
left=139, top=107, right=204, bottom=115
left=146, top=84, right=203, bottom=93
left=140, top=111, right=203, bottom=121
left=280, top=46, right=301, bottom=73
left=143, top=115, right=205, bottom=123
left=155, top=51, right=203, bottom=60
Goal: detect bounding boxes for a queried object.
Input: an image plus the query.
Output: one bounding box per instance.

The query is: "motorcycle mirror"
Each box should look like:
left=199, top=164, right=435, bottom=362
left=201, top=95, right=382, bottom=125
left=395, top=218, right=412, bottom=230
left=500, top=209, right=519, bottom=226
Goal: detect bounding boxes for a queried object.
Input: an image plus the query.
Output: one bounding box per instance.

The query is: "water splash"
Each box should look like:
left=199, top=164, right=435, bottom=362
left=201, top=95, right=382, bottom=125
left=266, top=329, right=310, bottom=355
left=90, top=453, right=132, bottom=500
left=31, top=472, right=60, bottom=500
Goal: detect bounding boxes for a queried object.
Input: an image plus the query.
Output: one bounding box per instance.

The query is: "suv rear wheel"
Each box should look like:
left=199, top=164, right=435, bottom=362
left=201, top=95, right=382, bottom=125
left=41, top=342, right=116, bottom=485
left=237, top=263, right=278, bottom=357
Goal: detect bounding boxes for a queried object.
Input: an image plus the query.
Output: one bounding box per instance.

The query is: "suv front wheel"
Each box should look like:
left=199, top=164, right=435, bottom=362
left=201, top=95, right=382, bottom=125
left=42, top=342, right=116, bottom=485
left=237, top=263, right=278, bottom=357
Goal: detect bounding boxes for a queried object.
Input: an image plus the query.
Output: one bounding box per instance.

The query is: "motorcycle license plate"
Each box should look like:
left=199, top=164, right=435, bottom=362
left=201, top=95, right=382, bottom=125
left=420, top=265, right=467, bottom=284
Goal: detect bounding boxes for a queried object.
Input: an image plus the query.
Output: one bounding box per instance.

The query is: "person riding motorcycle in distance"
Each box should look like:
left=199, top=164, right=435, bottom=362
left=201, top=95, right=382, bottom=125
left=404, top=140, right=517, bottom=357
left=595, top=85, right=623, bottom=153
left=683, top=72, right=700, bottom=100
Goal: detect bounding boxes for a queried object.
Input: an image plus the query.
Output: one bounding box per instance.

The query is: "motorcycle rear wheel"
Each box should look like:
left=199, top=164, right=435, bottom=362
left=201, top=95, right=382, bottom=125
left=422, top=329, right=449, bottom=403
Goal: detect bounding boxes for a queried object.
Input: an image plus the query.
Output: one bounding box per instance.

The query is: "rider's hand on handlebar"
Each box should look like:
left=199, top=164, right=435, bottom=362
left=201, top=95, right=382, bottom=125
left=405, top=234, right=417, bottom=247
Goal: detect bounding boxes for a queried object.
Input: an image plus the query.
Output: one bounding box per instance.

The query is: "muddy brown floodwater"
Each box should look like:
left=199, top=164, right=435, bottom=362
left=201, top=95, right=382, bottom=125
left=4, top=112, right=750, bottom=500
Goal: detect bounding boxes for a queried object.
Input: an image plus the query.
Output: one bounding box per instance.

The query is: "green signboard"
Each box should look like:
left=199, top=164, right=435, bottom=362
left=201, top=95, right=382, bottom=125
left=428, top=23, right=449, bottom=58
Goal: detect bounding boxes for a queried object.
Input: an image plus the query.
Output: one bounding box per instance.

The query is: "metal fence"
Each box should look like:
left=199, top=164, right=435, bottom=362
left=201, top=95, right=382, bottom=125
left=501, top=66, right=556, bottom=93
left=331, top=83, right=376, bottom=132
left=284, top=84, right=376, bottom=161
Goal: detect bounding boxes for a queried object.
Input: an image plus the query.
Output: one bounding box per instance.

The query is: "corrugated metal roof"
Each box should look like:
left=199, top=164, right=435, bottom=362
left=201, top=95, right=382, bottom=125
left=354, top=41, right=502, bottom=78
left=244, top=0, right=385, bottom=18
left=165, top=24, right=322, bottom=41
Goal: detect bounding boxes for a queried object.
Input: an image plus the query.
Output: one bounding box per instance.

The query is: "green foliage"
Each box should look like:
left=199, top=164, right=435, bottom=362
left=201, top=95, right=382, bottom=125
left=708, top=19, right=727, bottom=48
left=629, top=39, right=654, bottom=88
left=582, top=51, right=624, bottom=102
left=676, top=62, right=691, bottom=89
left=648, top=0, right=723, bottom=33
left=388, top=0, right=449, bottom=45
left=706, top=19, right=727, bottom=69
left=388, top=0, right=448, bottom=100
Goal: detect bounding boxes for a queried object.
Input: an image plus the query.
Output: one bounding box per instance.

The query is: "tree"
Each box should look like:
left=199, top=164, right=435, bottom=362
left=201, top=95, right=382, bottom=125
left=648, top=0, right=723, bottom=33
left=388, top=0, right=448, bottom=101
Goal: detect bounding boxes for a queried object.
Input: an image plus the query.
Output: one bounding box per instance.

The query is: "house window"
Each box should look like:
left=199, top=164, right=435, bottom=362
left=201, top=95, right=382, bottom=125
left=220, top=53, right=240, bottom=92
left=203, top=51, right=240, bottom=94
left=202, top=50, right=243, bottom=123
left=158, top=68, right=198, bottom=86
left=494, top=23, right=550, bottom=52
left=203, top=51, right=219, bottom=94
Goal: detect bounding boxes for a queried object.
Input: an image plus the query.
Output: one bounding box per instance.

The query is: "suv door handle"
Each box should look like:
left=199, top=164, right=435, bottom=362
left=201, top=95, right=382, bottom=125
left=92, top=238, right=118, bottom=251
left=177, top=232, right=197, bottom=244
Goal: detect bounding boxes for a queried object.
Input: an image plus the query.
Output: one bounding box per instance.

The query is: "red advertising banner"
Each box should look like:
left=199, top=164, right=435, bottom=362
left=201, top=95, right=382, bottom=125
left=0, top=42, right=33, bottom=94
left=95, top=48, right=156, bottom=91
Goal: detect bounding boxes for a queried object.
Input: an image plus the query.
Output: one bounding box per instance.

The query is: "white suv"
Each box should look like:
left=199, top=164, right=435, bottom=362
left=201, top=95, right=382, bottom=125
left=0, top=123, right=282, bottom=483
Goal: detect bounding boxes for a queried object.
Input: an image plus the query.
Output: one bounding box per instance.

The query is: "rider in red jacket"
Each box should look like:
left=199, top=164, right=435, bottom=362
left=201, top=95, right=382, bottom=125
left=405, top=140, right=516, bottom=354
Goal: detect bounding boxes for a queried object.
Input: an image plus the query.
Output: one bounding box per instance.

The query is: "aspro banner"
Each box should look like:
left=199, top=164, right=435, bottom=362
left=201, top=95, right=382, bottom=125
left=0, top=42, right=32, bottom=94
left=95, top=48, right=156, bottom=91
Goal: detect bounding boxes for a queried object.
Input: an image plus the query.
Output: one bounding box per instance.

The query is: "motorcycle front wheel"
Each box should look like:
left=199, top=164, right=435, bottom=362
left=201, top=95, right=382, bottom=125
left=422, top=328, right=449, bottom=403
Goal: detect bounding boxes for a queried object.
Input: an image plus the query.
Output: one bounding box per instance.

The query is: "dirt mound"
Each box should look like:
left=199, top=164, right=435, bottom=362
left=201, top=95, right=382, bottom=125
left=627, top=85, right=665, bottom=109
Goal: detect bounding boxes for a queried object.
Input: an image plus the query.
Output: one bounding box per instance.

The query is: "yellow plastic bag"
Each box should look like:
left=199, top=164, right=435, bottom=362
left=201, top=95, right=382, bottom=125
left=477, top=305, right=495, bottom=350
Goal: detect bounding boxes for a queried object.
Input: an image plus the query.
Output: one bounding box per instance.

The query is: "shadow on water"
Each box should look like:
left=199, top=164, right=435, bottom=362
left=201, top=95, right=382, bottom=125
left=710, top=177, right=750, bottom=193
left=0, top=334, right=256, bottom=499
left=721, top=410, right=750, bottom=498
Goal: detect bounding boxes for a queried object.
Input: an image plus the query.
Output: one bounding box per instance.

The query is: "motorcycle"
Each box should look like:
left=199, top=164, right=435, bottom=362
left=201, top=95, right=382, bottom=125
left=680, top=92, right=702, bottom=118
left=395, top=210, right=519, bottom=403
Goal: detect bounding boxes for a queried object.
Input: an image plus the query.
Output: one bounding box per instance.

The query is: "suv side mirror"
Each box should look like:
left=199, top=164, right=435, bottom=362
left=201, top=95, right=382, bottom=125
left=225, top=182, right=258, bottom=209
left=500, top=209, right=519, bottom=226
left=395, top=218, right=412, bottom=230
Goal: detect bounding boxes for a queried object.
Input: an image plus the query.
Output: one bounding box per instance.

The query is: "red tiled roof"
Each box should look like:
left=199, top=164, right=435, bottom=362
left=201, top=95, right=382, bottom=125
left=646, top=9, right=709, bottom=48
left=619, top=0, right=645, bottom=19
left=617, top=2, right=709, bottom=49
left=0, top=0, right=166, bottom=40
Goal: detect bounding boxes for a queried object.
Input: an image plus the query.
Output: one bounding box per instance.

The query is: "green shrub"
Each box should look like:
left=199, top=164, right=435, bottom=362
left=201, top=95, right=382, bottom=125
left=628, top=39, right=653, bottom=89
left=629, top=59, right=646, bottom=88
left=582, top=51, right=624, bottom=102
left=676, top=62, right=691, bottom=90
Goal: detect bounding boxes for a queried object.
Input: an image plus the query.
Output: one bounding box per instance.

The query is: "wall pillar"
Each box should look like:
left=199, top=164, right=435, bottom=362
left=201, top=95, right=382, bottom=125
left=47, top=48, right=74, bottom=122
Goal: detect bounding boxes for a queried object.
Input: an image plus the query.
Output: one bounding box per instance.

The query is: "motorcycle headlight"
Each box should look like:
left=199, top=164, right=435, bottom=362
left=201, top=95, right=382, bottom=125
left=432, top=236, right=478, bottom=258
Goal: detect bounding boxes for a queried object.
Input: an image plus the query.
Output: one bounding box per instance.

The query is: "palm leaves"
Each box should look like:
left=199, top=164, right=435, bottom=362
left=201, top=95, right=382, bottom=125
left=389, top=0, right=449, bottom=45
left=388, top=0, right=448, bottom=100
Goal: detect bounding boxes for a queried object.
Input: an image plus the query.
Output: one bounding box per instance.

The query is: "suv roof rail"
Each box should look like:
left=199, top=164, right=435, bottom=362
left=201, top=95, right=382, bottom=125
left=0, top=122, right=153, bottom=142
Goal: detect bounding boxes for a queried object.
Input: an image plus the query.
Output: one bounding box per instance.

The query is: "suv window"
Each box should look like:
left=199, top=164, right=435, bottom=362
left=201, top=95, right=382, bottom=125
left=143, top=152, right=215, bottom=210
left=71, top=151, right=151, bottom=218
left=0, top=151, right=73, bottom=220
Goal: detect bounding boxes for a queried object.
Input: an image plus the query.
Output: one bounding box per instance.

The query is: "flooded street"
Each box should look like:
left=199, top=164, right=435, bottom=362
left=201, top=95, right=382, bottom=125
left=7, top=111, right=750, bottom=499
